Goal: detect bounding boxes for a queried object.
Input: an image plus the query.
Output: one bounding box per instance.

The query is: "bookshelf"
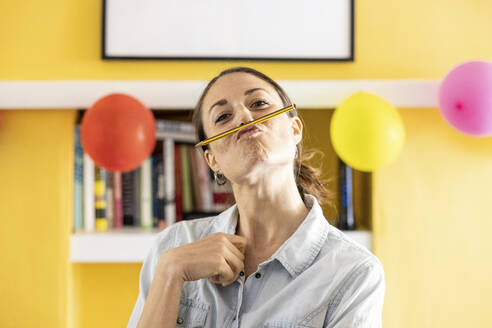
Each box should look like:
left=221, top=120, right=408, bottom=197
left=70, top=229, right=372, bottom=263
left=70, top=109, right=374, bottom=263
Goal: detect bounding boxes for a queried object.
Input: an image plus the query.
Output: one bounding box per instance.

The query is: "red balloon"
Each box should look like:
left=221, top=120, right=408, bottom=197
left=81, top=93, right=156, bottom=172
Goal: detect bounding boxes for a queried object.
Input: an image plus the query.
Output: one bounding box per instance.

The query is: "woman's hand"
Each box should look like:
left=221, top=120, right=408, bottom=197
left=158, top=232, right=247, bottom=287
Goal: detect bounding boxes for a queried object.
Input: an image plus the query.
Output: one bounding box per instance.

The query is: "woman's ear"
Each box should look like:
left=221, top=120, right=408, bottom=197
left=204, top=148, right=220, bottom=172
left=291, top=116, right=303, bottom=145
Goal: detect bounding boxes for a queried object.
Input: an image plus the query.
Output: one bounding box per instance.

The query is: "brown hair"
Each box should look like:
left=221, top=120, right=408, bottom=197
left=192, top=66, right=332, bottom=206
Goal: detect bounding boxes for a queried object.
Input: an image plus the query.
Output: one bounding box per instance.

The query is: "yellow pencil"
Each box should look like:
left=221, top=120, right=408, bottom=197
left=194, top=103, right=297, bottom=148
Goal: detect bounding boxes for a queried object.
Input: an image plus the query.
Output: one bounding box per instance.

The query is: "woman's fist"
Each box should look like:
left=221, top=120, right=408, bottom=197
left=159, top=232, right=247, bottom=287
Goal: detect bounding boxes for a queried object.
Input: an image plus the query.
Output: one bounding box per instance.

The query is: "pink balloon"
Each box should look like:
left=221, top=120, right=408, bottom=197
left=438, top=60, right=492, bottom=137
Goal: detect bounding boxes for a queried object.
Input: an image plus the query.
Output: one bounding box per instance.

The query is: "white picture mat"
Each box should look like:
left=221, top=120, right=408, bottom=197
left=104, top=0, right=352, bottom=59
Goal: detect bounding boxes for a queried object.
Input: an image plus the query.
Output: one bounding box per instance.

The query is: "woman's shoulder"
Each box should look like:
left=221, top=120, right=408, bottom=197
left=321, top=224, right=383, bottom=272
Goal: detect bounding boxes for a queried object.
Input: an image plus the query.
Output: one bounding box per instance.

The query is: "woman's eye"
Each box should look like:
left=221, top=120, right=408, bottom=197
left=215, top=113, right=230, bottom=123
left=252, top=100, right=268, bottom=108
left=214, top=100, right=268, bottom=123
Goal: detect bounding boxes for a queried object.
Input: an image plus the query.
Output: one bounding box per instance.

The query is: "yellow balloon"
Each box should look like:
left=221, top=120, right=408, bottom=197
left=330, top=91, right=405, bottom=172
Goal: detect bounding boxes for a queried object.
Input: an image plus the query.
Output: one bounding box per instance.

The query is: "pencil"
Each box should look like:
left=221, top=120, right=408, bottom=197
left=194, top=104, right=297, bottom=148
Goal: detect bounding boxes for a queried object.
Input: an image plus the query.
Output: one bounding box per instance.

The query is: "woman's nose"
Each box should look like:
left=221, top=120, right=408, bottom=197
left=234, top=105, right=254, bottom=126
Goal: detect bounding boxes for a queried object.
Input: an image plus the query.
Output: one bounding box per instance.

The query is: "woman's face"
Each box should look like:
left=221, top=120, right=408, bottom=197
left=201, top=72, right=303, bottom=185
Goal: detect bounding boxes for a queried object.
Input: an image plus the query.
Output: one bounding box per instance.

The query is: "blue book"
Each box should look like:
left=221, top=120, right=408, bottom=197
left=73, top=125, right=84, bottom=231
left=338, top=158, right=355, bottom=230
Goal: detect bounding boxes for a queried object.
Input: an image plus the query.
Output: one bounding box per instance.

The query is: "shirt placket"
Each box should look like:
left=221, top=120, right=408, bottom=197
left=230, top=272, right=245, bottom=328
left=231, top=263, right=269, bottom=327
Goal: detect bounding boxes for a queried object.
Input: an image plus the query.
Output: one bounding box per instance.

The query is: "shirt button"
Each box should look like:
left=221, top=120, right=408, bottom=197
left=239, top=271, right=245, bottom=276
left=177, top=317, right=184, bottom=324
left=255, top=272, right=262, bottom=279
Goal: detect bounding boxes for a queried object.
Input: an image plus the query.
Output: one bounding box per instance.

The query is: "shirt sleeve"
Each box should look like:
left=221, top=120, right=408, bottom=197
left=324, top=257, right=386, bottom=328
left=127, top=225, right=178, bottom=328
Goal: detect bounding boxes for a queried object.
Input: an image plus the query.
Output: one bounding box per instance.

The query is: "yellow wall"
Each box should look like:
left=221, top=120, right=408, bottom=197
left=1, top=0, right=492, bottom=327
left=1, top=0, right=491, bottom=80
left=374, top=108, right=492, bottom=327
left=0, top=110, right=76, bottom=327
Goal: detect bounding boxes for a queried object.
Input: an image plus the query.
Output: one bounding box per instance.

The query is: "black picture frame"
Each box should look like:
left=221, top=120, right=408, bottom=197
left=101, top=0, right=355, bottom=62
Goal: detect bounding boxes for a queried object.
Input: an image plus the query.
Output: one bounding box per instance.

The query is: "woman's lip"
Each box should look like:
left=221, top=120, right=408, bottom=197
left=237, top=125, right=261, bottom=140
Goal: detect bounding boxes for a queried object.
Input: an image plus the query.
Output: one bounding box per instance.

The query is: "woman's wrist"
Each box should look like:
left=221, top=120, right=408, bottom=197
left=157, top=251, right=185, bottom=283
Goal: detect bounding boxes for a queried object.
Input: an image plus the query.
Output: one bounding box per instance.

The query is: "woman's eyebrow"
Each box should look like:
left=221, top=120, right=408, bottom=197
left=244, top=87, right=267, bottom=96
left=208, top=87, right=268, bottom=114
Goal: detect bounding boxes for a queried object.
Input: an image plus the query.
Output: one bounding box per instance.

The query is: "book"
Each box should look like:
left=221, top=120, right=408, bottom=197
left=140, top=157, right=153, bottom=229
left=155, top=119, right=196, bottom=142
left=94, top=166, right=108, bottom=232
left=156, top=119, right=197, bottom=226
left=181, top=144, right=194, bottom=215
left=122, top=170, right=135, bottom=226
left=113, top=171, right=123, bottom=229
left=152, top=148, right=166, bottom=229
left=73, top=125, right=84, bottom=232
left=163, top=138, right=176, bottom=226
left=338, top=158, right=355, bottom=230
left=106, top=172, right=114, bottom=229
left=133, top=167, right=141, bottom=227
left=83, top=153, right=95, bottom=232
left=174, top=143, right=183, bottom=222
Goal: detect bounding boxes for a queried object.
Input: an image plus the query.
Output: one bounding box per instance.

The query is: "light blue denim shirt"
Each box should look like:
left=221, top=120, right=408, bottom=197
left=128, top=194, right=385, bottom=327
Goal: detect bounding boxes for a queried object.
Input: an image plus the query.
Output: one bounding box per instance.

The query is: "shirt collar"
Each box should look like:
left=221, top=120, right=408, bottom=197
left=210, top=194, right=330, bottom=278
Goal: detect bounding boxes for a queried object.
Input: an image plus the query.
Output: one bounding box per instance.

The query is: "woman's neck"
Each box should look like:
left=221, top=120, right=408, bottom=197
left=232, top=172, right=309, bottom=251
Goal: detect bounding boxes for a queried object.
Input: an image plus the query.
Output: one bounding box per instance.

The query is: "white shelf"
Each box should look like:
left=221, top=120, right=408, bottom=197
left=70, top=227, right=161, bottom=263
left=0, top=80, right=438, bottom=109
left=70, top=228, right=373, bottom=263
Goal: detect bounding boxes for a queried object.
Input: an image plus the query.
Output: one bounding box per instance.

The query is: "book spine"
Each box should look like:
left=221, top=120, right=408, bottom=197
left=181, top=144, right=194, bottom=215
left=338, top=158, right=355, bottom=230
left=140, top=157, right=153, bottom=229
left=73, top=125, right=84, bottom=232
left=163, top=138, right=176, bottom=226
left=155, top=120, right=196, bottom=134
left=133, top=167, right=141, bottom=227
left=122, top=170, right=135, bottom=226
left=155, top=119, right=197, bottom=143
left=151, top=154, right=158, bottom=228
left=174, top=143, right=183, bottom=222
left=156, top=153, right=166, bottom=229
left=106, top=172, right=114, bottom=230
left=113, top=171, right=123, bottom=228
left=83, top=153, right=95, bottom=232
left=94, top=166, right=108, bottom=232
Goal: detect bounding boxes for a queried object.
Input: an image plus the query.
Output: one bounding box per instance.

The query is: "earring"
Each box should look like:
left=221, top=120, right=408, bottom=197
left=214, top=171, right=227, bottom=185
left=295, top=147, right=299, bottom=159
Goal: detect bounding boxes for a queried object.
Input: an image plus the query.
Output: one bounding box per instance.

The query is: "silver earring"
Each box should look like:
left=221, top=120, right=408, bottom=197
left=295, top=147, right=299, bottom=159
left=214, top=171, right=227, bottom=185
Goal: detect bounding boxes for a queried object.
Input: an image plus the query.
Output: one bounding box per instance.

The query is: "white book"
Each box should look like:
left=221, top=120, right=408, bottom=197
left=106, top=172, right=114, bottom=230
left=140, top=157, right=153, bottom=229
left=163, top=138, right=176, bottom=226
left=83, top=153, right=95, bottom=232
left=155, top=119, right=197, bottom=143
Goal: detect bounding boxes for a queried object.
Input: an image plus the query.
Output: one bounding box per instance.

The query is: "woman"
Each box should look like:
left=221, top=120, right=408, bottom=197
left=128, top=67, right=385, bottom=328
